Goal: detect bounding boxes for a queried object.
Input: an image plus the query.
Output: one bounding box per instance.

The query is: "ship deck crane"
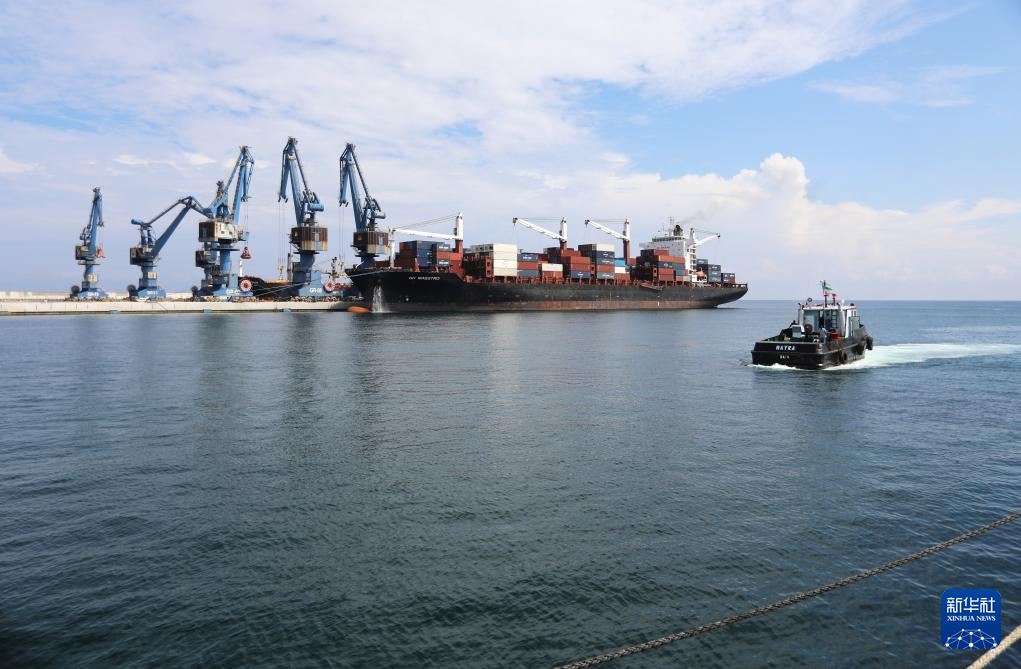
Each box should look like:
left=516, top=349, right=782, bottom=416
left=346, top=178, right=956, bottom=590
left=686, top=227, right=720, bottom=281
left=584, top=218, right=631, bottom=259
left=71, top=187, right=108, bottom=299
left=339, top=143, right=387, bottom=268
left=129, top=196, right=211, bottom=299
left=512, top=217, right=568, bottom=250
left=388, top=213, right=464, bottom=266
left=278, top=137, right=332, bottom=296
left=194, top=146, right=255, bottom=298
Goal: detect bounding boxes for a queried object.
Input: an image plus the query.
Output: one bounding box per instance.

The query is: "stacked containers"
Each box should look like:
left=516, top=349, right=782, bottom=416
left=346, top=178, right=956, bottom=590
left=468, top=243, right=518, bottom=277
left=721, top=272, right=736, bottom=285
left=613, top=257, right=628, bottom=279
left=561, top=254, right=591, bottom=279
left=539, top=262, right=563, bottom=279
left=517, top=252, right=540, bottom=278
left=695, top=260, right=721, bottom=283
left=634, top=248, right=684, bottom=282
left=396, top=240, right=452, bottom=270
left=579, top=243, right=616, bottom=280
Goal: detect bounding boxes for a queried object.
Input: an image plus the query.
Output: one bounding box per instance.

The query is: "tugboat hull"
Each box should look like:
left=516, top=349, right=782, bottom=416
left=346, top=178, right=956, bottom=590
left=752, top=330, right=873, bottom=370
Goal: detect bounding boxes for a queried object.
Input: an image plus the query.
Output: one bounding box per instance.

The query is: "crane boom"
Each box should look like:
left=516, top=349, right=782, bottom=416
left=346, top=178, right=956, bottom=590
left=585, top=218, right=631, bottom=259
left=129, top=195, right=211, bottom=300
left=691, top=228, right=720, bottom=246
left=513, top=217, right=568, bottom=249
left=279, top=138, right=325, bottom=224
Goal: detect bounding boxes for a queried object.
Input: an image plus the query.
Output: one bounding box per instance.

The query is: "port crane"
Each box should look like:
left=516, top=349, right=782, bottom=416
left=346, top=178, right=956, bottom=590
left=278, top=137, right=333, bottom=296
left=339, top=143, right=387, bottom=268
left=71, top=187, right=108, bottom=299
left=512, top=217, right=568, bottom=250
left=129, top=196, right=212, bottom=299
left=194, top=146, right=255, bottom=298
left=584, top=218, right=631, bottom=259
left=387, top=213, right=464, bottom=266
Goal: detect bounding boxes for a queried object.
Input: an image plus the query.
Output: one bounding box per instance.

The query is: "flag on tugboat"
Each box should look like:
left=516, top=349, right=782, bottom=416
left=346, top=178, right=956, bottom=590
left=821, top=280, right=833, bottom=295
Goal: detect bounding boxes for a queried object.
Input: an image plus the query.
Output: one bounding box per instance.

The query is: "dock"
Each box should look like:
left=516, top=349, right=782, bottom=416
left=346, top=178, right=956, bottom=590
left=0, top=291, right=352, bottom=316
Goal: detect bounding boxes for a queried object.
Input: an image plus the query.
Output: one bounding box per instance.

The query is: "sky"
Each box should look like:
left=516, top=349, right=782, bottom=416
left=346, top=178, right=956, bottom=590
left=0, top=0, right=1019, bottom=299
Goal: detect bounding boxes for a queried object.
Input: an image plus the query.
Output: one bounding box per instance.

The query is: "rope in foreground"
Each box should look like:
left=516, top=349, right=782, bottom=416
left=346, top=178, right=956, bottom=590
left=967, top=624, right=1021, bottom=669
left=554, top=510, right=1021, bottom=669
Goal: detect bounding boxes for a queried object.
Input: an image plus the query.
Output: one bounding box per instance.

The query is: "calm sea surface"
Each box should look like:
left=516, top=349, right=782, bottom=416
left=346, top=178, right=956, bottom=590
left=1, top=301, right=1019, bottom=668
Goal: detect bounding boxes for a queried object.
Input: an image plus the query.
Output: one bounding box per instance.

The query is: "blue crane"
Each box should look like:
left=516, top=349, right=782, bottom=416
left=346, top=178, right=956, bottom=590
left=129, top=196, right=211, bottom=299
left=339, top=142, right=387, bottom=268
left=71, top=187, right=109, bottom=299
left=194, top=146, right=255, bottom=298
left=278, top=137, right=333, bottom=297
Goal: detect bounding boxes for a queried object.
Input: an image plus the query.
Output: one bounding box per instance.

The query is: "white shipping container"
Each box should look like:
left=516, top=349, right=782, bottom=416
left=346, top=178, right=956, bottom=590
left=592, top=243, right=614, bottom=252
left=493, top=267, right=517, bottom=276
left=493, top=259, right=518, bottom=269
left=614, top=266, right=628, bottom=274
left=540, top=263, right=564, bottom=272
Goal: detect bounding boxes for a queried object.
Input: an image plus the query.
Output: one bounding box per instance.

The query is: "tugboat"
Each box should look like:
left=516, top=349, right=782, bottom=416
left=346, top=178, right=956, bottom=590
left=752, top=282, right=874, bottom=369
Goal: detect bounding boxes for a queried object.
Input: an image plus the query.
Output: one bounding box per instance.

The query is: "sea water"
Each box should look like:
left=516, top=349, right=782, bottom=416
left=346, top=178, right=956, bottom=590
left=1, top=301, right=1018, bottom=667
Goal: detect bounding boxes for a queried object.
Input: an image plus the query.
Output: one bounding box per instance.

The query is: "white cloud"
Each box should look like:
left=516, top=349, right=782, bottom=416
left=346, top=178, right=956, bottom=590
left=814, top=64, right=1005, bottom=107
left=114, top=152, right=220, bottom=170
left=580, top=154, right=1021, bottom=298
left=811, top=81, right=900, bottom=103
left=0, top=2, right=1015, bottom=298
left=0, top=146, right=37, bottom=174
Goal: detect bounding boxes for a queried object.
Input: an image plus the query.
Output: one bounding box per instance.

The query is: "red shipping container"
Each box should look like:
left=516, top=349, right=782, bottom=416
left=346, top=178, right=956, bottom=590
left=517, top=261, right=539, bottom=270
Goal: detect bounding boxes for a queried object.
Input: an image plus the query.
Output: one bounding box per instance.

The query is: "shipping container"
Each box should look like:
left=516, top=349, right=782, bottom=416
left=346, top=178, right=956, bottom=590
left=470, top=243, right=518, bottom=253
left=540, top=262, right=564, bottom=272
left=578, top=243, right=615, bottom=253
left=569, top=270, right=591, bottom=279
left=517, top=269, right=539, bottom=278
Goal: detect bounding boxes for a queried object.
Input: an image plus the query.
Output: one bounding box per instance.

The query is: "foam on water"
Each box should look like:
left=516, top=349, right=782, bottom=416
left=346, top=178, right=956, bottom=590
left=751, top=343, right=1021, bottom=371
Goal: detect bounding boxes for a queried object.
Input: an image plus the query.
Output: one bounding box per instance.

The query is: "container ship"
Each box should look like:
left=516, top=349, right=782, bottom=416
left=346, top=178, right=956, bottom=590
left=346, top=216, right=747, bottom=313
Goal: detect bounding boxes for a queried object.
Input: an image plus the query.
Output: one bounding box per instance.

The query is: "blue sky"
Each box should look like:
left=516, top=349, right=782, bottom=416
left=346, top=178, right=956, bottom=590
left=0, top=0, right=1019, bottom=298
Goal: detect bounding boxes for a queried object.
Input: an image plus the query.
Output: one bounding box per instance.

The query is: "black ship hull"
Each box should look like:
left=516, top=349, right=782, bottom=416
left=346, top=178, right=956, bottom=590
left=348, top=268, right=747, bottom=312
left=751, top=329, right=873, bottom=369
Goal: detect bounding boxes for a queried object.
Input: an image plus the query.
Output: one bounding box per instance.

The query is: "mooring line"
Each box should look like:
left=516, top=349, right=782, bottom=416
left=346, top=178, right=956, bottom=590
left=967, top=623, right=1021, bottom=669
left=553, top=510, right=1021, bottom=669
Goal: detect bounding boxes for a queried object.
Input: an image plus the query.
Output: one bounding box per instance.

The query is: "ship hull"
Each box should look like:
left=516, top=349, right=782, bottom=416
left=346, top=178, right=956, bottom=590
left=751, top=329, right=873, bottom=369
left=349, top=268, right=747, bottom=312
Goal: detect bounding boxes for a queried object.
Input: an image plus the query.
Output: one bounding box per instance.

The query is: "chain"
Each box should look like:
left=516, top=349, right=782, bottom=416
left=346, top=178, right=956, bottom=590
left=554, top=510, right=1021, bottom=669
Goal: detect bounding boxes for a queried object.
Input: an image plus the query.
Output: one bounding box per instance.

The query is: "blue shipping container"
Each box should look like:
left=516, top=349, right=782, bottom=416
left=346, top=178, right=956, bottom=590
left=570, top=270, right=591, bottom=279
left=614, top=258, right=626, bottom=267
left=517, top=269, right=539, bottom=278
left=595, top=271, right=615, bottom=279
left=517, top=253, right=540, bottom=262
